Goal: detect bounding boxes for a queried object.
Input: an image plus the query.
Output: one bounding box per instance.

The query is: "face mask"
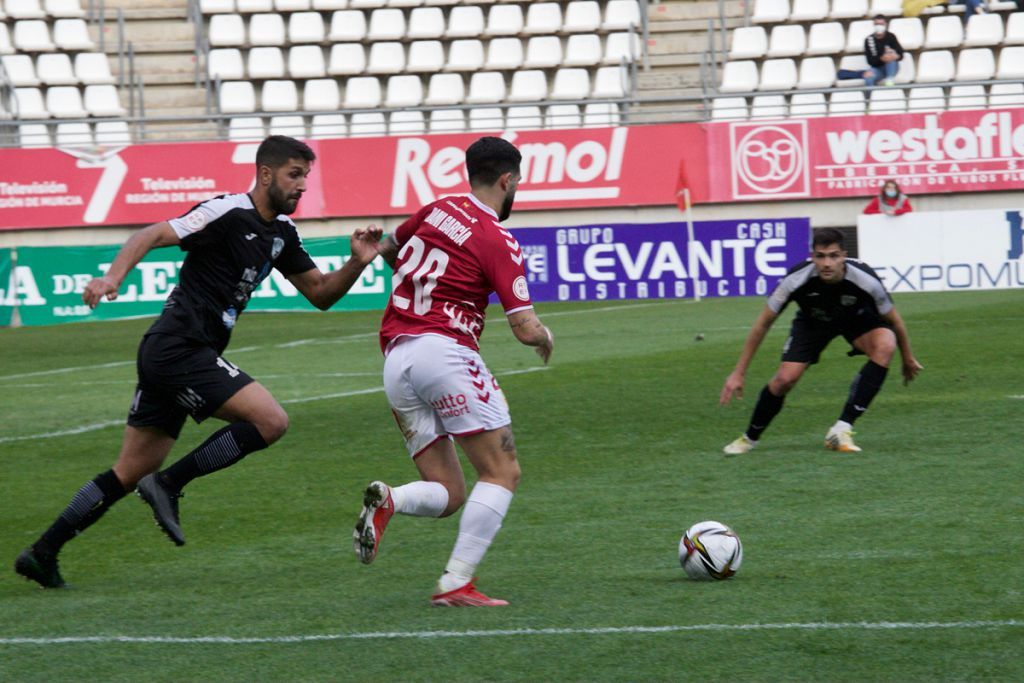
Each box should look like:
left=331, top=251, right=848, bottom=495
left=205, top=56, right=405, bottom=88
left=874, top=25, right=886, bottom=35
left=885, top=189, right=897, bottom=198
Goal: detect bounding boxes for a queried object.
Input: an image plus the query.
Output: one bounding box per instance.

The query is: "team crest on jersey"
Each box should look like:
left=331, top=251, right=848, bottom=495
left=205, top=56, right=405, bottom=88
left=271, top=237, right=285, bottom=260
left=512, top=276, right=530, bottom=302
left=185, top=210, right=207, bottom=232
left=840, top=295, right=857, bottom=306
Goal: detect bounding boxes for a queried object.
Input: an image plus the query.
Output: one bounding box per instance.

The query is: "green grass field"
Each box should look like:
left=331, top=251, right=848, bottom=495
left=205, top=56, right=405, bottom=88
left=1, top=291, right=1022, bottom=682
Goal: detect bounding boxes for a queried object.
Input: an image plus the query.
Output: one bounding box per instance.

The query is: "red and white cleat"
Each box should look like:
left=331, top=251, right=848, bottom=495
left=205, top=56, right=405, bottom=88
left=431, top=579, right=509, bottom=607
left=353, top=481, right=395, bottom=565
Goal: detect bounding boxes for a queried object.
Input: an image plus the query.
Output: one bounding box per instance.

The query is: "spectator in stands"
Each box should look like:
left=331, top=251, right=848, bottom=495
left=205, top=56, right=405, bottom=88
left=863, top=180, right=913, bottom=216
left=902, top=0, right=946, bottom=17
left=864, top=15, right=905, bottom=87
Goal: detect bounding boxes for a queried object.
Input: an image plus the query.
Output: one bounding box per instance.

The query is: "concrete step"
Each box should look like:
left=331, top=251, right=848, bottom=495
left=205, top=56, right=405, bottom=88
left=647, top=31, right=711, bottom=56
left=649, top=0, right=745, bottom=22
left=136, top=118, right=221, bottom=142
left=141, top=83, right=208, bottom=110
left=111, top=52, right=199, bottom=86
left=638, top=67, right=703, bottom=91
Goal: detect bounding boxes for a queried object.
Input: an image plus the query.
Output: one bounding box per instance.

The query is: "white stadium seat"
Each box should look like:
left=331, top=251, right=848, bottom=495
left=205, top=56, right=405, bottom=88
left=208, top=48, right=245, bottom=80
left=564, top=1, right=601, bottom=33
left=868, top=87, right=905, bottom=114
left=201, top=0, right=235, bottom=10
left=997, top=46, right=1024, bottom=79
left=830, top=0, right=868, bottom=20
left=275, top=0, right=311, bottom=10
left=95, top=120, right=131, bottom=145
left=604, top=32, right=640, bottom=65
left=485, top=37, right=523, bottom=70
left=989, top=82, right=1024, bottom=108
left=237, top=0, right=272, bottom=10
left=428, top=109, right=465, bottom=133
left=247, top=46, right=285, bottom=78
left=209, top=14, right=246, bottom=46
left=407, top=7, right=444, bottom=39
left=7, top=0, right=46, bottom=19
left=406, top=40, right=444, bottom=71
left=269, top=115, right=306, bottom=137
left=351, top=0, right=386, bottom=7
left=924, top=16, right=964, bottom=49
left=711, top=96, right=747, bottom=120
left=446, top=6, right=484, bottom=38
left=349, top=112, right=387, bottom=136
left=484, top=5, right=523, bottom=36
left=564, top=34, right=602, bottom=66
left=508, top=69, right=547, bottom=101
left=893, top=52, right=915, bottom=84
left=288, top=45, right=326, bottom=78
left=603, top=0, right=641, bottom=30
left=837, top=54, right=869, bottom=86
left=948, top=84, right=986, bottom=109
left=806, top=22, right=845, bottom=55
left=46, top=85, right=87, bottom=117
left=328, top=43, right=365, bottom=74
left=1006, top=13, right=1024, bottom=45
left=915, top=50, right=954, bottom=82
left=260, top=79, right=298, bottom=111
left=798, top=56, right=835, bottom=89
left=74, top=52, right=115, bottom=84
left=313, top=0, right=348, bottom=7
left=789, top=0, right=828, bottom=21
left=583, top=102, right=620, bottom=127
left=829, top=90, right=865, bottom=115
left=729, top=26, right=768, bottom=60
left=845, top=20, right=874, bottom=53
left=889, top=17, right=924, bottom=50
left=37, top=53, right=77, bottom=85
left=367, top=42, right=405, bottom=73
left=750, top=94, right=787, bottom=119
left=524, top=36, right=562, bottom=68
left=1, top=55, right=39, bottom=86
left=907, top=86, right=945, bottom=111
left=15, top=87, right=50, bottom=118
left=20, top=124, right=52, bottom=146
left=390, top=110, right=426, bottom=135
left=546, top=104, right=582, bottom=129
left=963, top=13, right=1003, bottom=47
left=328, top=10, right=366, bottom=41
left=368, top=8, right=405, bottom=40
left=219, top=80, right=257, bottom=112
left=718, top=60, right=758, bottom=92
left=54, top=19, right=94, bottom=50
left=759, top=58, right=798, bottom=90
left=466, top=71, right=506, bottom=103
left=14, top=20, right=56, bottom=51
left=506, top=105, right=543, bottom=130
left=445, top=39, right=484, bottom=71
left=389, top=0, right=424, bottom=7
left=310, top=113, right=346, bottom=139
left=303, top=78, right=340, bottom=109
left=956, top=48, right=995, bottom=81
left=55, top=121, right=92, bottom=146
left=592, top=66, right=626, bottom=97
left=424, top=73, right=464, bottom=104
left=869, top=0, right=902, bottom=17
left=767, top=25, right=807, bottom=58
left=249, top=13, right=286, bottom=45
left=551, top=68, right=590, bottom=99
left=468, top=107, right=503, bottom=131
left=342, top=76, right=382, bottom=107
left=384, top=74, right=423, bottom=106
left=46, top=0, right=87, bottom=18
left=789, top=92, right=827, bottom=116
left=524, top=3, right=562, bottom=34
left=289, top=12, right=325, bottom=43
left=751, top=0, right=789, bottom=24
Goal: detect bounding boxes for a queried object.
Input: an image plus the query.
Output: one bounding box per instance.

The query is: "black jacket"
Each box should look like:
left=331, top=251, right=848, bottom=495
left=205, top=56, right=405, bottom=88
left=863, top=32, right=904, bottom=68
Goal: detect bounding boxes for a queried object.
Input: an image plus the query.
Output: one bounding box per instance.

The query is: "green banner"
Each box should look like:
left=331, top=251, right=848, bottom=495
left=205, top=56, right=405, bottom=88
left=12, top=237, right=390, bottom=327
left=0, top=248, right=12, bottom=327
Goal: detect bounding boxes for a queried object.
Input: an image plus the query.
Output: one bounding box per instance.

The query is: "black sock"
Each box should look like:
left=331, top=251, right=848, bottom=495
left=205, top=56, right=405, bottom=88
left=746, top=386, right=786, bottom=441
left=160, top=422, right=269, bottom=491
left=35, top=469, right=127, bottom=556
left=840, top=361, right=889, bottom=425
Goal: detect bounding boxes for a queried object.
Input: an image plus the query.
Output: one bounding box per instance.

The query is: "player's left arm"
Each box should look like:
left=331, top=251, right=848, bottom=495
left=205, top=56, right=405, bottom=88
left=882, top=307, right=923, bottom=385
left=288, top=226, right=383, bottom=311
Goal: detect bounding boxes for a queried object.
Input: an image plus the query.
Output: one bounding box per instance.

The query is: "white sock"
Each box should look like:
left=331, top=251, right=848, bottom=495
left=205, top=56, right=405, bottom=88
left=391, top=481, right=449, bottom=518
left=437, top=481, right=513, bottom=593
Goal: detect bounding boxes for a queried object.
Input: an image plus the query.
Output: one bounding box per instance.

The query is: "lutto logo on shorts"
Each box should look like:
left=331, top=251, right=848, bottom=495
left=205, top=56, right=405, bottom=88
left=431, top=393, right=471, bottom=418
left=730, top=121, right=810, bottom=200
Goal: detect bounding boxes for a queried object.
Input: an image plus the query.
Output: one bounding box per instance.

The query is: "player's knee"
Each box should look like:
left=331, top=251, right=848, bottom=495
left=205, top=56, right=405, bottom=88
left=256, top=408, right=289, bottom=445
left=440, top=480, right=467, bottom=517
left=770, top=375, right=799, bottom=395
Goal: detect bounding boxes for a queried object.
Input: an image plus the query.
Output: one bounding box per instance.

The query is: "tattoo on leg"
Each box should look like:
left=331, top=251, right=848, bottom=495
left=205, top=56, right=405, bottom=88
left=500, top=428, right=516, bottom=454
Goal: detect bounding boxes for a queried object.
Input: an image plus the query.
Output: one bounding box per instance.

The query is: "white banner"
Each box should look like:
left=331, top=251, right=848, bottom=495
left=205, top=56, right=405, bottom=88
left=858, top=209, right=1024, bottom=292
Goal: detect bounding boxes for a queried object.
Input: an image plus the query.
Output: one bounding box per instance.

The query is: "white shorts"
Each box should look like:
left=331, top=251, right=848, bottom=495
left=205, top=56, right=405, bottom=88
left=383, top=334, right=511, bottom=458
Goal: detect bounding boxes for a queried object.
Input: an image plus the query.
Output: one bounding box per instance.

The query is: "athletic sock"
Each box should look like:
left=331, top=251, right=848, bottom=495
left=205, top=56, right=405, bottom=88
left=437, top=481, right=513, bottom=593
left=746, top=385, right=786, bottom=442
left=35, top=469, right=128, bottom=556
left=392, top=481, right=449, bottom=518
left=839, top=361, right=889, bottom=425
left=160, top=422, right=268, bottom=491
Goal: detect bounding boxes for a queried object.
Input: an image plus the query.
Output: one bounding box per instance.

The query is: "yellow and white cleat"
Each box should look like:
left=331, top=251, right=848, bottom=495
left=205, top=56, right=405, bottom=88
left=825, top=428, right=862, bottom=452
left=723, top=434, right=757, bottom=456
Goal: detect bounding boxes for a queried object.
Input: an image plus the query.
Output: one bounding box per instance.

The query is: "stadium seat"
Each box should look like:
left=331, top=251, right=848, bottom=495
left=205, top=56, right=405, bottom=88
left=524, top=36, right=562, bottom=68
left=603, top=0, right=641, bottom=30
left=312, top=0, right=348, bottom=7
left=201, top=0, right=235, bottom=12
left=907, top=86, right=945, bottom=111
left=789, top=92, right=827, bottom=116
left=806, top=22, right=845, bottom=55
left=53, top=18, right=94, bottom=50
left=390, top=110, right=426, bottom=135
left=384, top=74, right=423, bottom=106
left=718, top=60, right=758, bottom=92
left=250, top=14, right=286, bottom=45
left=428, top=109, right=465, bottom=133
left=94, top=120, right=131, bottom=145
left=789, top=0, right=828, bottom=21
left=247, top=46, right=285, bottom=78
left=208, top=48, right=245, bottom=80
left=485, top=38, right=523, bottom=70
left=844, top=19, right=874, bottom=53
left=484, top=5, right=523, bottom=36
left=869, top=0, right=902, bottom=17
left=583, top=102, right=620, bottom=127
left=916, top=50, right=954, bottom=82
left=15, top=87, right=49, bottom=118
left=508, top=69, right=547, bottom=101
left=368, top=8, right=405, bottom=40
left=407, top=7, right=444, bottom=39
left=229, top=116, right=264, bottom=141
left=261, top=80, right=298, bottom=112
left=750, top=94, right=787, bottom=118
left=524, top=3, right=562, bottom=34
left=406, top=40, right=444, bottom=71
left=751, top=0, right=789, bottom=24
left=445, top=39, right=484, bottom=71
left=351, top=0, right=387, bottom=7
left=46, top=0, right=87, bottom=18
left=288, top=45, right=326, bottom=78
left=309, top=113, right=346, bottom=138
left=564, top=2, right=601, bottom=33
left=389, top=0, right=425, bottom=7
left=303, top=78, right=340, bottom=109
left=219, top=80, right=256, bottom=112
left=947, top=84, right=986, bottom=109
left=466, top=71, right=506, bottom=103
left=328, top=43, right=365, bottom=74
left=424, top=72, right=464, bottom=104
left=564, top=35, right=602, bottom=66
left=767, top=25, right=807, bottom=58
left=446, top=6, right=484, bottom=38
left=924, top=16, right=964, bottom=49
left=55, top=121, right=92, bottom=145
left=836, top=54, right=869, bottom=86
left=209, top=14, right=245, bottom=46
left=759, top=59, right=798, bottom=90
left=468, top=107, right=503, bottom=131
left=506, top=105, right=543, bottom=130
left=328, top=10, right=366, bottom=41
left=269, top=115, right=305, bottom=137
left=592, top=66, right=626, bottom=97
left=829, top=90, right=866, bottom=115
left=74, top=52, right=114, bottom=84
left=956, top=48, right=995, bottom=81
left=830, top=0, right=868, bottom=19
left=19, top=123, right=52, bottom=145
left=963, top=13, right=1003, bottom=47
left=14, top=20, right=56, bottom=51
left=7, top=0, right=46, bottom=19
left=367, top=42, right=405, bottom=73
left=893, top=52, right=915, bottom=84
left=46, top=85, right=86, bottom=117
left=546, top=103, right=582, bottom=129
left=0, top=25, right=13, bottom=55
left=729, top=26, right=768, bottom=60
left=37, top=52, right=77, bottom=85
left=889, top=17, right=924, bottom=50
left=1, top=55, right=40, bottom=87
left=1005, top=13, right=1024, bottom=45
left=289, top=12, right=325, bottom=43
left=275, top=0, right=311, bottom=10
left=551, top=68, right=590, bottom=99
left=349, top=112, right=387, bottom=136
left=710, top=96, right=747, bottom=120
left=604, top=32, right=640, bottom=65
left=342, top=76, right=382, bottom=107
left=997, top=46, right=1024, bottom=79
left=989, top=82, right=1024, bottom=107
left=237, top=0, right=272, bottom=10
left=797, top=56, right=835, bottom=88
left=868, top=87, right=905, bottom=114
left=422, top=0, right=458, bottom=5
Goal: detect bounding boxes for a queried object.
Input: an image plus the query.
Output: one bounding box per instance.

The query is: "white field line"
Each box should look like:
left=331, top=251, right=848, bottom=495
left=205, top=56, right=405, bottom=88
left=0, top=620, right=1019, bottom=646
left=1008, top=395, right=1024, bottom=400
left=0, top=420, right=124, bottom=444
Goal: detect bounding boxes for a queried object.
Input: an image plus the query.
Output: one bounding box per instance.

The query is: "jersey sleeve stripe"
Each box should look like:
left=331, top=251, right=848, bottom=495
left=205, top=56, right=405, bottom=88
left=767, top=261, right=814, bottom=313
left=504, top=305, right=534, bottom=315
left=167, top=193, right=249, bottom=239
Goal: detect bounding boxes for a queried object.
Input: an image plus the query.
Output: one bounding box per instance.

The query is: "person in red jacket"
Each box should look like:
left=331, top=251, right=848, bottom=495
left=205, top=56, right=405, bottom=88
left=863, top=180, right=912, bottom=216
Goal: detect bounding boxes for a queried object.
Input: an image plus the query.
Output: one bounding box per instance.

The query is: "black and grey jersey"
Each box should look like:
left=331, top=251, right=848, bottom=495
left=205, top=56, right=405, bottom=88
left=767, top=258, right=893, bottom=324
left=145, top=192, right=316, bottom=352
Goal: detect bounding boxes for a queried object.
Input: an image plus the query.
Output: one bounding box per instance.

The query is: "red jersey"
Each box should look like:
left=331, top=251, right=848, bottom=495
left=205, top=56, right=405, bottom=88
left=380, top=194, right=533, bottom=352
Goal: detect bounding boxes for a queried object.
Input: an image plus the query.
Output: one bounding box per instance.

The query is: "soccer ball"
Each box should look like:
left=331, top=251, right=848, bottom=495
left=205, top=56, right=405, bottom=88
left=679, top=520, right=743, bottom=580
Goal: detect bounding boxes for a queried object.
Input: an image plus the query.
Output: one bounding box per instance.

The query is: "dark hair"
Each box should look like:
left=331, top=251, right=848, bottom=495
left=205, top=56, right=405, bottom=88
left=256, top=135, right=315, bottom=170
left=466, top=136, right=521, bottom=186
left=873, top=14, right=886, bottom=22
left=812, top=228, right=845, bottom=250
left=881, top=179, right=901, bottom=194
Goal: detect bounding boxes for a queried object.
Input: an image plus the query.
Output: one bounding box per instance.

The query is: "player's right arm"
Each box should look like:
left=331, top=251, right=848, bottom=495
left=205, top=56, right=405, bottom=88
left=82, top=221, right=180, bottom=308
left=720, top=305, right=779, bottom=406
left=507, top=309, right=554, bottom=365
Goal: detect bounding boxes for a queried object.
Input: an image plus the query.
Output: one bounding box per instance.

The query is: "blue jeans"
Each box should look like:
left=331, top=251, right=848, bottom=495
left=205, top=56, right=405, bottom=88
left=865, top=61, right=899, bottom=86
left=950, top=0, right=984, bottom=20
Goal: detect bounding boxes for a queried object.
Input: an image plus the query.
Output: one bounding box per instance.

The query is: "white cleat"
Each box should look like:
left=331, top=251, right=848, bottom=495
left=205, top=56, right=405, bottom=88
left=723, top=434, right=757, bottom=456
left=825, top=428, right=862, bottom=453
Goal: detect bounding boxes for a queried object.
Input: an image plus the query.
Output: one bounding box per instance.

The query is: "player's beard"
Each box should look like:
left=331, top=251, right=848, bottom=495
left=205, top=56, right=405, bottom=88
left=498, top=189, right=516, bottom=222
left=268, top=180, right=301, bottom=216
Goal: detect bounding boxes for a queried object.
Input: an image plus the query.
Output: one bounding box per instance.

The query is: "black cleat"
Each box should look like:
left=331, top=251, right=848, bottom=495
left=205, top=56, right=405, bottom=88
left=15, top=548, right=66, bottom=589
left=136, top=473, right=185, bottom=546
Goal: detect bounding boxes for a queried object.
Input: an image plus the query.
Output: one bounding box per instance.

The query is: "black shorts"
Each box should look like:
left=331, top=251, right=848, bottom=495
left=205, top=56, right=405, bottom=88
left=781, top=311, right=892, bottom=365
left=127, top=334, right=254, bottom=439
